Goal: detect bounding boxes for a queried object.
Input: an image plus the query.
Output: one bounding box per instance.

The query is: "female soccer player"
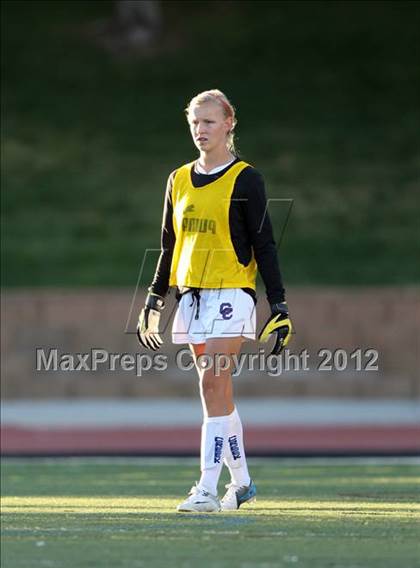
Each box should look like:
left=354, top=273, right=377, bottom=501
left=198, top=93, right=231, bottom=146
left=137, top=89, right=292, bottom=512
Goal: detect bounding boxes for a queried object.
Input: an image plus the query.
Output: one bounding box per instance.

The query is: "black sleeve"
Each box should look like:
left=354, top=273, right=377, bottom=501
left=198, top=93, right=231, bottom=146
left=233, top=167, right=286, bottom=305
left=149, top=170, right=177, bottom=298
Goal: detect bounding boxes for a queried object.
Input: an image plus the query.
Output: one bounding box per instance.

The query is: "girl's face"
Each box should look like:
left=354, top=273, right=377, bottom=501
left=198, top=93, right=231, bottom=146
left=188, top=101, right=233, bottom=154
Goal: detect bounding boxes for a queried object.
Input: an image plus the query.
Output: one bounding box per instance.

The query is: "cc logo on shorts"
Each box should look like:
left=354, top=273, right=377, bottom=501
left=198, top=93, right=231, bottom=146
left=219, top=302, right=233, bottom=320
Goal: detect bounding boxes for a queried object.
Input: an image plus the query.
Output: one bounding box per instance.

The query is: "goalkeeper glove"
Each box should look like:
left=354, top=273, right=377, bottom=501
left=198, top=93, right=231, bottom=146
left=258, top=302, right=293, bottom=355
left=136, top=292, right=165, bottom=351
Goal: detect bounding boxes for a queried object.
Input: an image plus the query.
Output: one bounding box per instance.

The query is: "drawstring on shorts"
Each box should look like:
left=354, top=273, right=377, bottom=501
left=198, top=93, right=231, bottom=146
left=189, top=289, right=201, bottom=320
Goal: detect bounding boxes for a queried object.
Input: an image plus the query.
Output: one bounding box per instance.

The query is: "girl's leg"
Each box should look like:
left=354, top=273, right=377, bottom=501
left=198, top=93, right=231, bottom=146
left=190, top=337, right=241, bottom=416
left=190, top=337, right=249, bottom=496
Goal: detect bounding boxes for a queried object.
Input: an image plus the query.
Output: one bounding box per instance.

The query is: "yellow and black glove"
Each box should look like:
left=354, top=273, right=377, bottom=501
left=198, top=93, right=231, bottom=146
left=258, top=302, right=293, bottom=355
left=136, top=292, right=165, bottom=351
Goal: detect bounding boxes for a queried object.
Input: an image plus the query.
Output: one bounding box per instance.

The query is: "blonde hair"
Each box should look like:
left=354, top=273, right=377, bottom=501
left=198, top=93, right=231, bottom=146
left=185, top=89, right=238, bottom=155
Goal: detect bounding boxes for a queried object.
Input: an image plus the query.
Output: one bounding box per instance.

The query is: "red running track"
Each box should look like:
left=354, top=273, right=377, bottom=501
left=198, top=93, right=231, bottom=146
left=2, top=425, right=420, bottom=455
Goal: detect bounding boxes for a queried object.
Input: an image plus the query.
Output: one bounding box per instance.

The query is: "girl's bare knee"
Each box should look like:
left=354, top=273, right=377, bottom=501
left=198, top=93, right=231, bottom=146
left=201, top=371, right=225, bottom=402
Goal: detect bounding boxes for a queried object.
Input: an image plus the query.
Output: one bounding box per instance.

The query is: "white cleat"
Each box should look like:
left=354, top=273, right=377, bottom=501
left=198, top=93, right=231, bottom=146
left=177, top=483, right=221, bottom=513
left=220, top=480, right=257, bottom=511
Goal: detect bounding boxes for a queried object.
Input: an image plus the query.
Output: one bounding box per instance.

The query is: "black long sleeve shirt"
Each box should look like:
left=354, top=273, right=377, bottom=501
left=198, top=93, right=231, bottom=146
left=150, top=158, right=286, bottom=305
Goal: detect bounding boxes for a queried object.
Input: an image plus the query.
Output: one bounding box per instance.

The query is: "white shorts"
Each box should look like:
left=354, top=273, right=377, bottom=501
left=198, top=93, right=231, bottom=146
left=172, top=288, right=256, bottom=344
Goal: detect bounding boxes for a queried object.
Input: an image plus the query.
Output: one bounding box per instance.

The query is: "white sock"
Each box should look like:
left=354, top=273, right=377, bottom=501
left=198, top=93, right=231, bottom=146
left=198, top=414, right=230, bottom=496
left=223, top=407, right=251, bottom=487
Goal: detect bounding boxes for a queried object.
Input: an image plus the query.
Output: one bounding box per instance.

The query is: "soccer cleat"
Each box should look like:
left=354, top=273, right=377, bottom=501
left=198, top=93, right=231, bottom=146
left=176, top=483, right=221, bottom=513
left=220, top=480, right=257, bottom=511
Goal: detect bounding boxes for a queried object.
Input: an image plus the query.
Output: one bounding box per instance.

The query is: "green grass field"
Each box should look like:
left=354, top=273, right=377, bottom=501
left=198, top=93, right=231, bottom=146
left=2, top=458, right=419, bottom=568
left=2, top=1, right=420, bottom=287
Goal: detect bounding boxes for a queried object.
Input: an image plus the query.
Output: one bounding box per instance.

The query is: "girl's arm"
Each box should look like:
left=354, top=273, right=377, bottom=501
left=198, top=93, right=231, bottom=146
left=149, top=170, right=177, bottom=298
left=231, top=167, right=286, bottom=305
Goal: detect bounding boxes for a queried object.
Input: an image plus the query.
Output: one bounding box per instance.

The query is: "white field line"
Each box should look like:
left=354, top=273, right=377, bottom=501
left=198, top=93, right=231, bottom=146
left=2, top=456, right=420, bottom=467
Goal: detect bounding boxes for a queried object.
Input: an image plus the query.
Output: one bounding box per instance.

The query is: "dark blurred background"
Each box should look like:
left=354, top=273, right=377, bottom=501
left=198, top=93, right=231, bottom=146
left=2, top=0, right=420, bottom=286
left=1, top=0, right=419, bottom=455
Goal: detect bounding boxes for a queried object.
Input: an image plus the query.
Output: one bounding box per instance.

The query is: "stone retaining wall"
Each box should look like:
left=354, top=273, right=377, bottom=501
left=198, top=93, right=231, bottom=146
left=2, top=287, right=419, bottom=399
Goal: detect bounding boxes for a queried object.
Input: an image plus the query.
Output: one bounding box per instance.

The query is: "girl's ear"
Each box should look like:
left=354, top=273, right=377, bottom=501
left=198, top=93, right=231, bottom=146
left=225, top=116, right=233, bottom=133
